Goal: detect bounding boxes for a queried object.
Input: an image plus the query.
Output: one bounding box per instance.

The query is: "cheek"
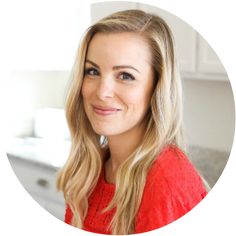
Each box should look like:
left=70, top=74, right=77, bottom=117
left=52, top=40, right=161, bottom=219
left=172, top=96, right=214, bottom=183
left=123, top=88, right=151, bottom=110
left=81, top=80, right=92, bottom=100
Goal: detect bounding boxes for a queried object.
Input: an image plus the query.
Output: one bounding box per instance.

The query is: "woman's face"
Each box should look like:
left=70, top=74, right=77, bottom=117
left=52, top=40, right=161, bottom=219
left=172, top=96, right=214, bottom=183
left=82, top=32, right=154, bottom=137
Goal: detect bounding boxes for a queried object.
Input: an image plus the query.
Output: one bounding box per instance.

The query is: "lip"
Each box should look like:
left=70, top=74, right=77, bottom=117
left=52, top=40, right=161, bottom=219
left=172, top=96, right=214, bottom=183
left=92, top=105, right=121, bottom=116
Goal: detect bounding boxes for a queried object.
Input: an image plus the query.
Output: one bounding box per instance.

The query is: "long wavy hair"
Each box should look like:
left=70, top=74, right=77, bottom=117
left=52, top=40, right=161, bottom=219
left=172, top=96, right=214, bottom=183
left=57, top=9, right=184, bottom=234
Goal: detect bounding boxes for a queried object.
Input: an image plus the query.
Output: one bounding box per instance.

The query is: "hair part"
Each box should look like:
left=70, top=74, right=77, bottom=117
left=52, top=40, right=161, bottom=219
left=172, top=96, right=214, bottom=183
left=57, top=9, right=184, bottom=234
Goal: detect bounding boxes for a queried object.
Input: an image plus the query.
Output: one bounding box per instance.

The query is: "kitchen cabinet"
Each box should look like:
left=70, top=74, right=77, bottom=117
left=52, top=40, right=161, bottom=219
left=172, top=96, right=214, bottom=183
left=136, top=3, right=197, bottom=74
left=8, top=155, right=65, bottom=221
left=91, top=2, right=228, bottom=81
left=197, top=34, right=226, bottom=74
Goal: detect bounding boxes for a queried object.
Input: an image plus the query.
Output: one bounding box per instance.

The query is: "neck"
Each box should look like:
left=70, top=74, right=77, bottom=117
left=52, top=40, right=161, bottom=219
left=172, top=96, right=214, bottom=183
left=106, top=122, right=146, bottom=172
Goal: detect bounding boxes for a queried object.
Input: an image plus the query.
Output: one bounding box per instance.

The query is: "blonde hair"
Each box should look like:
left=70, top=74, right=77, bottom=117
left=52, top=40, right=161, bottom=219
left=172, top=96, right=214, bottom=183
left=57, top=9, right=183, bottom=234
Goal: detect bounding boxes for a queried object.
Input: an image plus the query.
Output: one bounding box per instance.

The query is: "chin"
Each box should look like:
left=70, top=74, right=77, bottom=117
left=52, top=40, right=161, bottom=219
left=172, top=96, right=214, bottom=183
left=94, top=129, right=116, bottom=136
left=92, top=125, right=120, bottom=136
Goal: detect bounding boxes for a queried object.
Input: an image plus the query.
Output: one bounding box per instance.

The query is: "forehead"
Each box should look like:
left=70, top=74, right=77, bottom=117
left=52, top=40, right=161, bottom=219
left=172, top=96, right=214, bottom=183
left=86, top=32, right=152, bottom=67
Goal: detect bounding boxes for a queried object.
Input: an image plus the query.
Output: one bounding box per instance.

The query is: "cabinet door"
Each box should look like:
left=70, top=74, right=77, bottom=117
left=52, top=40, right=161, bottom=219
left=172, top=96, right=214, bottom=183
left=197, top=34, right=226, bottom=74
left=9, top=157, right=66, bottom=221
left=9, top=157, right=64, bottom=204
left=91, top=2, right=196, bottom=74
left=137, top=3, right=197, bottom=74
left=30, top=193, right=65, bottom=221
left=44, top=199, right=65, bottom=221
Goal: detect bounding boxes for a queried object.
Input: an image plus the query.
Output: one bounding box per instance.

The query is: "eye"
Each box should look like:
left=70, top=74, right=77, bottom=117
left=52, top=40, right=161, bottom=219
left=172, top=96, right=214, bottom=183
left=84, top=67, right=100, bottom=76
left=119, top=72, right=135, bottom=81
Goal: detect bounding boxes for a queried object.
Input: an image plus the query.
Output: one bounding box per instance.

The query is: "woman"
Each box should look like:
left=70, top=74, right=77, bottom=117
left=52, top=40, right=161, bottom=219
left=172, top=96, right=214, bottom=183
left=57, top=9, right=207, bottom=234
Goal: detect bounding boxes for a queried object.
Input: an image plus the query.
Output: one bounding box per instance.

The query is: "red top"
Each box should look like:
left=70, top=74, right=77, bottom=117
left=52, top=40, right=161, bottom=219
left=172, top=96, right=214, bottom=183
left=64, top=146, right=207, bottom=234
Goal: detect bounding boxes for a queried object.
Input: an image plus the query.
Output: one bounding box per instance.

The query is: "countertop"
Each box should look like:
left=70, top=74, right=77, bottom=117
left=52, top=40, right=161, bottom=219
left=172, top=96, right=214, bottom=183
left=6, top=136, right=230, bottom=188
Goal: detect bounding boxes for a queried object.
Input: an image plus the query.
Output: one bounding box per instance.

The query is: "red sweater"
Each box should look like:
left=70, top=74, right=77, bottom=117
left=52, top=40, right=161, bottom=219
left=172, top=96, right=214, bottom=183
left=64, top=146, right=207, bottom=234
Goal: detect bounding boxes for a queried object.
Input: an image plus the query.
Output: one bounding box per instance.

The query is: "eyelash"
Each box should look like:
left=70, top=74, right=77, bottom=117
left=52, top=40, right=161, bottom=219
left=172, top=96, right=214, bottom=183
left=84, top=68, right=99, bottom=76
left=118, top=72, right=135, bottom=81
left=84, top=67, right=135, bottom=81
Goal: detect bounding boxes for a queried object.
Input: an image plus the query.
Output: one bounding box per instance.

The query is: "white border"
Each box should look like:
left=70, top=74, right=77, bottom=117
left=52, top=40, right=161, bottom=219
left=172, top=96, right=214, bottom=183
left=1, top=0, right=235, bottom=236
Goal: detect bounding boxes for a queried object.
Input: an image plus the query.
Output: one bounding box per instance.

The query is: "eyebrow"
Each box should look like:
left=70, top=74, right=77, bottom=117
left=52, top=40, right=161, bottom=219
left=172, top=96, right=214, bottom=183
left=85, top=59, right=140, bottom=73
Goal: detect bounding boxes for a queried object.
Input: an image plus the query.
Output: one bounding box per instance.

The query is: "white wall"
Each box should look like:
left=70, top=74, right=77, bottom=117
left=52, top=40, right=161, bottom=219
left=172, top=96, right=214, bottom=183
left=5, top=71, right=70, bottom=137
left=182, top=79, right=235, bottom=152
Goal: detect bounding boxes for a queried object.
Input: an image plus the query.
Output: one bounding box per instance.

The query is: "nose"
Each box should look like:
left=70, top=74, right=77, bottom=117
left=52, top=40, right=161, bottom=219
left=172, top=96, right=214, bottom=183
left=95, top=77, right=114, bottom=100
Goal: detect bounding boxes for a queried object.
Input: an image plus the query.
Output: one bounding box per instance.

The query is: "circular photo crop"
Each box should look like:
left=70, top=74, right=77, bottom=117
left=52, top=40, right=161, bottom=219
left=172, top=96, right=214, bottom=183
left=5, top=1, right=235, bottom=235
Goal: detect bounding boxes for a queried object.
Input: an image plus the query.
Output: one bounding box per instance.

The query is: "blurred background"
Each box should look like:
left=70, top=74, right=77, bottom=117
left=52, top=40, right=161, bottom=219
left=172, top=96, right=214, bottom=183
left=5, top=2, right=235, bottom=221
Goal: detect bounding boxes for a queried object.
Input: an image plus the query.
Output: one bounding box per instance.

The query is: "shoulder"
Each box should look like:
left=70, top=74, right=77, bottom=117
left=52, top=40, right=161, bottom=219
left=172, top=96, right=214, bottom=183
left=148, top=145, right=204, bottom=189
left=135, top=145, right=207, bottom=233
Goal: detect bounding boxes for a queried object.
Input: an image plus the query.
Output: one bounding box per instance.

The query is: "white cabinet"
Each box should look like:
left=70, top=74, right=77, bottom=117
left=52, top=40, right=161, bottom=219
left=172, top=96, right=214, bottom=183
left=197, top=34, right=226, bottom=74
left=136, top=3, right=197, bottom=74
left=8, top=155, right=65, bottom=221
left=90, top=2, right=227, bottom=81
left=91, top=2, right=197, bottom=74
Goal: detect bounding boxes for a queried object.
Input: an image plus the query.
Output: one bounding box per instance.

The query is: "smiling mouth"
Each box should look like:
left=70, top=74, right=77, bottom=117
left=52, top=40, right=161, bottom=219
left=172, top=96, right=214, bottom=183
left=92, top=105, right=121, bottom=116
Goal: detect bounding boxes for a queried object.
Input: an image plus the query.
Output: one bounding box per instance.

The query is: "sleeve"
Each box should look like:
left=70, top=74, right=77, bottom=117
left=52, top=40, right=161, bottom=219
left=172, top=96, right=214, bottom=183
left=135, top=146, right=207, bottom=233
left=64, top=204, right=73, bottom=224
